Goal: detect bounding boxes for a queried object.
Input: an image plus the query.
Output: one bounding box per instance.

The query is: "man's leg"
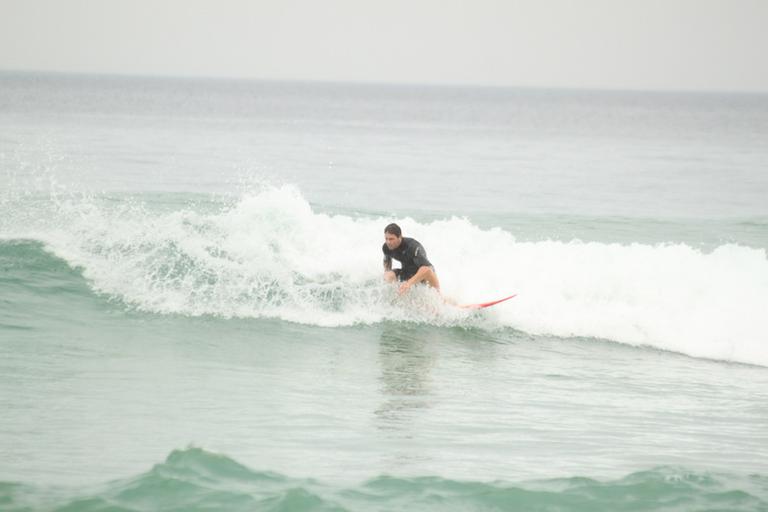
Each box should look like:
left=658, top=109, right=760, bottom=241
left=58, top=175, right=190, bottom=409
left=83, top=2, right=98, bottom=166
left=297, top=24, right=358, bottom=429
left=384, top=270, right=397, bottom=283
left=418, top=267, right=441, bottom=291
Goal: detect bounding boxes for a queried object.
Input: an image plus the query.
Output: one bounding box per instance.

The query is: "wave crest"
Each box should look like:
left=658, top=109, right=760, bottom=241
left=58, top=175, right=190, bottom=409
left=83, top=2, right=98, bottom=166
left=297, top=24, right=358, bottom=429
left=2, top=447, right=766, bottom=512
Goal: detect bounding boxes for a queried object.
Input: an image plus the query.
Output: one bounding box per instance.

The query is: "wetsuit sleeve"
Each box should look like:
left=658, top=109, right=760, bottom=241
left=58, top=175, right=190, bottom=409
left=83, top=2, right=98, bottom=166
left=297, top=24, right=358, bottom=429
left=410, top=242, right=431, bottom=268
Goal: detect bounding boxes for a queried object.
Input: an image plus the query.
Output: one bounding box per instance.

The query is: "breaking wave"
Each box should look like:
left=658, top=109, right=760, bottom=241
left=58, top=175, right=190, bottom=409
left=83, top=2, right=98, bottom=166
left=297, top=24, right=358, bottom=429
left=2, top=184, right=767, bottom=366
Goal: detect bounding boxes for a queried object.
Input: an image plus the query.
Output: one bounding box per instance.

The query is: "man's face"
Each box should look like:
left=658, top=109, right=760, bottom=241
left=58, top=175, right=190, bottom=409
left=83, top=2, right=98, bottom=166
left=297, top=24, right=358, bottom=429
left=385, top=233, right=402, bottom=250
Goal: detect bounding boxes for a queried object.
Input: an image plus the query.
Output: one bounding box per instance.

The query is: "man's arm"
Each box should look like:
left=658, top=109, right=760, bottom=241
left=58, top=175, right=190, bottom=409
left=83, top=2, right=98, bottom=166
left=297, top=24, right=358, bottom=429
left=383, top=255, right=392, bottom=271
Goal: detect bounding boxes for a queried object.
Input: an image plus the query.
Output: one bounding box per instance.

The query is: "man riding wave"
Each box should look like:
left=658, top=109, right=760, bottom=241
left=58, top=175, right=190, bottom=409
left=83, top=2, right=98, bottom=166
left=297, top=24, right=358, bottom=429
left=382, top=223, right=440, bottom=295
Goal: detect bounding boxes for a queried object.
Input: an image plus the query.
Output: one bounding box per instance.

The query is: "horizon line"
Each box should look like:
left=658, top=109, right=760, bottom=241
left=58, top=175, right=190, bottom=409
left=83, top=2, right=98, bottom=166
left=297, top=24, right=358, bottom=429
left=2, top=68, right=767, bottom=97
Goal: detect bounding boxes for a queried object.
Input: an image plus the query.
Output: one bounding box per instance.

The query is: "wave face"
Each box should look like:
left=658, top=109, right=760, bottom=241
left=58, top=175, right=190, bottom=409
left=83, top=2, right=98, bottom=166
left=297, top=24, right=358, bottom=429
left=1, top=447, right=766, bottom=512
left=2, top=184, right=768, bottom=366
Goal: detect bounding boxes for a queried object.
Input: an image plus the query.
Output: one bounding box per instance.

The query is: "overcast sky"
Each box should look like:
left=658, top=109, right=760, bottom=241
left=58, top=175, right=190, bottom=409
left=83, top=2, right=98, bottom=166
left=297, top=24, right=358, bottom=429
left=1, top=0, right=767, bottom=92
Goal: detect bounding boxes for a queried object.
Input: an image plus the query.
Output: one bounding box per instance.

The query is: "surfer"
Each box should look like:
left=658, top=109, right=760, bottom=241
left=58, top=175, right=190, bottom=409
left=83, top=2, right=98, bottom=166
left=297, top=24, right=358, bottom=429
left=382, top=223, right=441, bottom=295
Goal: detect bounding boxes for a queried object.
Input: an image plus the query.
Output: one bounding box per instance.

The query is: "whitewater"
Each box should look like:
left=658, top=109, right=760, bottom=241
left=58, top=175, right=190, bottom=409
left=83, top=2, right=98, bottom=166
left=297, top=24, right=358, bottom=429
left=4, top=184, right=768, bottom=366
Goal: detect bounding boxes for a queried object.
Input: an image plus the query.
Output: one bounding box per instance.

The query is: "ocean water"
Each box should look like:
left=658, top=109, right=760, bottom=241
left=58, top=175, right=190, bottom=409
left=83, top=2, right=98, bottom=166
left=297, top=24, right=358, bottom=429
left=1, top=72, right=768, bottom=511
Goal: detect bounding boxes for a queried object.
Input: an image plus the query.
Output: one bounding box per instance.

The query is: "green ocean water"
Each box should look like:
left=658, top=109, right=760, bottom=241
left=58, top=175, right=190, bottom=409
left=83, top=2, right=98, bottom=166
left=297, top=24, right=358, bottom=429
left=2, top=73, right=768, bottom=511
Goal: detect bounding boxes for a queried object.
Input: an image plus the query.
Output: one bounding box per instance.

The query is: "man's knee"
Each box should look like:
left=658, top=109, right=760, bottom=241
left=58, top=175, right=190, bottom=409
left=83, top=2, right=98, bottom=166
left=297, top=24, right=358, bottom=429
left=383, top=271, right=396, bottom=283
left=423, top=266, right=440, bottom=289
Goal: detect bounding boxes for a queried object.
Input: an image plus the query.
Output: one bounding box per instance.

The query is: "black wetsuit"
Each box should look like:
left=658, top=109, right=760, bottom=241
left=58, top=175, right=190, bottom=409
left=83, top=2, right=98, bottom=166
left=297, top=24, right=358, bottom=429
left=382, top=237, right=433, bottom=282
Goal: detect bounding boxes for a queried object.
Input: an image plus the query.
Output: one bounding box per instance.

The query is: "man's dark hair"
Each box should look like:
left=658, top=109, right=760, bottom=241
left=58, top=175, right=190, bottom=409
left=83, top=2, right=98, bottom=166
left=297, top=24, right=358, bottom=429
left=384, top=223, right=402, bottom=237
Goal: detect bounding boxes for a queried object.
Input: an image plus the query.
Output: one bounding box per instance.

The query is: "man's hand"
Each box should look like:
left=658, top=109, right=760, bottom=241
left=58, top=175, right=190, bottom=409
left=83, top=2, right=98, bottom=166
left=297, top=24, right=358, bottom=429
left=398, top=280, right=413, bottom=295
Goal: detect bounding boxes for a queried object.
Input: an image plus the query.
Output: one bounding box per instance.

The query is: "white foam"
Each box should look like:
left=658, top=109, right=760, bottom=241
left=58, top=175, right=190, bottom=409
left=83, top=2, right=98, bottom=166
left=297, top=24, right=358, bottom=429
left=24, top=185, right=768, bottom=367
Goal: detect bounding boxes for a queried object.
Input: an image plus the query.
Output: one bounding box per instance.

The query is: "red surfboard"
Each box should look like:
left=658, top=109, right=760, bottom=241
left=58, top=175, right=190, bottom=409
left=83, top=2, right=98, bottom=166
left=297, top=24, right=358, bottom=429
left=460, top=294, right=516, bottom=310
